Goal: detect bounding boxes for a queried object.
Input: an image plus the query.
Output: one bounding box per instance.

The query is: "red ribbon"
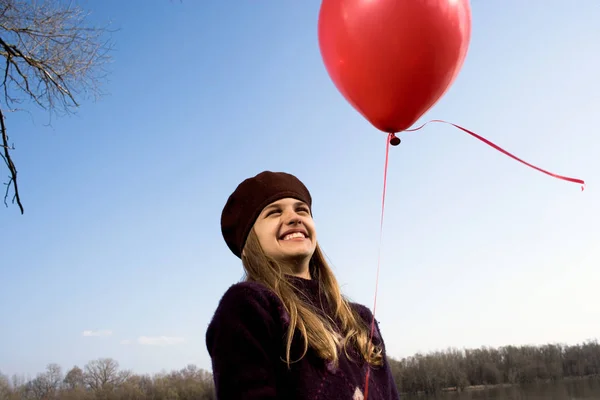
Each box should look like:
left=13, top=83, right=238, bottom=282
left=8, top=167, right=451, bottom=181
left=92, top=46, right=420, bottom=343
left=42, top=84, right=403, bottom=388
left=405, top=120, right=586, bottom=190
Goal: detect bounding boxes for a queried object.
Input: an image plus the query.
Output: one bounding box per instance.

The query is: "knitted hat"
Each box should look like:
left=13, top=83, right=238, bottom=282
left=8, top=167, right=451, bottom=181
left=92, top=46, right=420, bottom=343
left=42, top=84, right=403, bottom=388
left=221, top=171, right=312, bottom=258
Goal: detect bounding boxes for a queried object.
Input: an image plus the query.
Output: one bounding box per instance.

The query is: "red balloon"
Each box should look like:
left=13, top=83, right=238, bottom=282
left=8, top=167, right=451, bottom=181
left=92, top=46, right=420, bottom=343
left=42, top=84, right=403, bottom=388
left=318, top=0, right=472, bottom=133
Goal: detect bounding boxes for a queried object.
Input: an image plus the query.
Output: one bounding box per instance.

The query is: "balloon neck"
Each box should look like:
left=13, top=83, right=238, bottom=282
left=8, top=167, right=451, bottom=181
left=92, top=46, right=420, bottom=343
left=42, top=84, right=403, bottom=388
left=389, top=133, right=401, bottom=146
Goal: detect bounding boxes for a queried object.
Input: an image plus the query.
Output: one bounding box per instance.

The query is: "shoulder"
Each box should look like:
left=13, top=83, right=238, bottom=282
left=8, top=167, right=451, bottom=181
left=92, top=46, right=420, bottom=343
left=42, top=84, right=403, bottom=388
left=205, top=281, right=287, bottom=346
left=213, top=280, right=283, bottom=314
left=348, top=301, right=375, bottom=323
left=347, top=300, right=386, bottom=344
left=209, top=281, right=286, bottom=324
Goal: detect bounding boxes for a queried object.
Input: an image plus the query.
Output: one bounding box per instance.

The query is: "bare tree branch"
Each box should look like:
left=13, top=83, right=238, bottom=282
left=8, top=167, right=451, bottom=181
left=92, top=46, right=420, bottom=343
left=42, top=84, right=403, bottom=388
left=0, top=106, right=21, bottom=212
left=0, top=0, right=114, bottom=214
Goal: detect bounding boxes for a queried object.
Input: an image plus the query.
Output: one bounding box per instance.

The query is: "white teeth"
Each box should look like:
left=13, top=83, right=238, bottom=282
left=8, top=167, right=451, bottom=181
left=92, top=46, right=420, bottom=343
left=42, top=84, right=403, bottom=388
left=282, top=232, right=305, bottom=240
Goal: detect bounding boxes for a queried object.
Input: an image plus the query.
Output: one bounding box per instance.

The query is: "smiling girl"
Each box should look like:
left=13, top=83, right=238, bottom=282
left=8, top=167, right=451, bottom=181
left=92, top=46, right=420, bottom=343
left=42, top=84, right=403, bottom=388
left=206, top=171, right=399, bottom=399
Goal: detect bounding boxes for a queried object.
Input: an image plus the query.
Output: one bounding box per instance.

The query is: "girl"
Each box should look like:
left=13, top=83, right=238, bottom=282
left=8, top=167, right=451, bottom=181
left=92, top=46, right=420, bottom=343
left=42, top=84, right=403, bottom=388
left=206, top=171, right=399, bottom=399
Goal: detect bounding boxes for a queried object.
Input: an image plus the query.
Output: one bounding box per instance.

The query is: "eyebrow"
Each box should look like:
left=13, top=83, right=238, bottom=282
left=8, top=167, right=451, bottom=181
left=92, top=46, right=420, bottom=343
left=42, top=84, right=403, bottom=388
left=262, top=201, right=308, bottom=213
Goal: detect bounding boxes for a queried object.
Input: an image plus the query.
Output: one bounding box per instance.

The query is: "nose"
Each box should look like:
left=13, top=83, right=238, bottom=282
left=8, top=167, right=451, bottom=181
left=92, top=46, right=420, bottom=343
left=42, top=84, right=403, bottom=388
left=283, top=209, right=302, bottom=225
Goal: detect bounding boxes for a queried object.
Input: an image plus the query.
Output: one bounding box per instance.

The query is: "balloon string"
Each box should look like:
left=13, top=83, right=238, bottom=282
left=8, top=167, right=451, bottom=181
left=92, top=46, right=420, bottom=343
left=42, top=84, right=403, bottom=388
left=405, top=120, right=586, bottom=190
left=364, top=132, right=393, bottom=400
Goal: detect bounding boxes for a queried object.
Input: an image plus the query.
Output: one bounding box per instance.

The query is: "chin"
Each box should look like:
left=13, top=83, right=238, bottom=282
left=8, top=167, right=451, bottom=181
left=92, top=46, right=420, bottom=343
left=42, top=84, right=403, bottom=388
left=280, top=250, right=314, bottom=262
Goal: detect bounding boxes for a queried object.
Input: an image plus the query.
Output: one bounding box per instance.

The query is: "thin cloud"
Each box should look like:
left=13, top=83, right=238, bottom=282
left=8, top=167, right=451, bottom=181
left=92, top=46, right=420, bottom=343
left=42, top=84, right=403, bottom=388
left=120, top=339, right=132, bottom=345
left=82, top=330, right=113, bottom=337
left=138, top=336, right=185, bottom=346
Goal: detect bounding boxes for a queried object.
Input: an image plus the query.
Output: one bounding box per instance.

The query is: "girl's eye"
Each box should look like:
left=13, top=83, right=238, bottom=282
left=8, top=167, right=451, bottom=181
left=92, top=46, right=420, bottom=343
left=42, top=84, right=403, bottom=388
left=266, top=209, right=281, bottom=217
left=297, top=207, right=310, bottom=214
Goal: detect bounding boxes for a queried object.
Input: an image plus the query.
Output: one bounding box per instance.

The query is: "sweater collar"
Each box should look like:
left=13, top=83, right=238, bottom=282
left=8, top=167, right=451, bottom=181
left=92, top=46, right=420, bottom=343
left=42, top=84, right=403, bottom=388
left=285, top=274, right=326, bottom=306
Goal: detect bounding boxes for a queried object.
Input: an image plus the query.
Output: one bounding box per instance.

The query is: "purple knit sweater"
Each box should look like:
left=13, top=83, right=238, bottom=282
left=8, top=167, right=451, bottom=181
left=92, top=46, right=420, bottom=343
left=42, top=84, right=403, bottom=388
left=205, top=276, right=400, bottom=399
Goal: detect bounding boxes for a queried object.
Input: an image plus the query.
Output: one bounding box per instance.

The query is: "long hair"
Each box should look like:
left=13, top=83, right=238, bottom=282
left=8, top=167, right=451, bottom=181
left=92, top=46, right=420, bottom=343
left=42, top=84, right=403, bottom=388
left=241, top=229, right=383, bottom=368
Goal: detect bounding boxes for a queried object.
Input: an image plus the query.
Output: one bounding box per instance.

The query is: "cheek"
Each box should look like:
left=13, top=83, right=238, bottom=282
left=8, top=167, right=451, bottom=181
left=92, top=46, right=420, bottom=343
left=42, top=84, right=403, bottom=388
left=256, top=226, right=281, bottom=258
left=254, top=221, right=279, bottom=245
left=305, top=220, right=317, bottom=237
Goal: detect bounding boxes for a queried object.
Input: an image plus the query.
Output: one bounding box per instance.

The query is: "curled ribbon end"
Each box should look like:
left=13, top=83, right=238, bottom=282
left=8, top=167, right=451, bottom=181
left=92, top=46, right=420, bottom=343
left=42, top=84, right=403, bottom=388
left=405, top=120, right=585, bottom=191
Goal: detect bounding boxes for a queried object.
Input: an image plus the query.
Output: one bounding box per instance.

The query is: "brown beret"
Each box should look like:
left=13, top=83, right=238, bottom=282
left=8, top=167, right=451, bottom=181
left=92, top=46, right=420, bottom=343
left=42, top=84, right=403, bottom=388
left=221, top=171, right=312, bottom=258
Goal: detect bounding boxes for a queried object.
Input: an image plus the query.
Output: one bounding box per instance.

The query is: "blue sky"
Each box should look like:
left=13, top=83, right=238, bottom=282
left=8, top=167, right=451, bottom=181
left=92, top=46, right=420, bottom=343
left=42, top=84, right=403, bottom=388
left=1, top=0, right=598, bottom=377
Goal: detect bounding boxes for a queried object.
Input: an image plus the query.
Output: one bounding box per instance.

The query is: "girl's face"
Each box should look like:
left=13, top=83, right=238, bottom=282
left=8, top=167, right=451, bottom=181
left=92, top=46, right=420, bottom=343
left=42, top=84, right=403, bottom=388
left=251, top=197, right=317, bottom=269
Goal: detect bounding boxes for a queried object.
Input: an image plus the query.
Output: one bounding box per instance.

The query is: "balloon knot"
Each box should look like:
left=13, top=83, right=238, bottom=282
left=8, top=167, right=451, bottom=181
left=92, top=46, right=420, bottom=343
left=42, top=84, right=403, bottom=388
left=389, top=133, right=401, bottom=146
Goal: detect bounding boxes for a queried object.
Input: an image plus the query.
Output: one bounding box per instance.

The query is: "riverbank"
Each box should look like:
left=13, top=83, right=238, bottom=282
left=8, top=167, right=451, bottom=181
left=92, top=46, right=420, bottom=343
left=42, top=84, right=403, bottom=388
left=443, top=374, right=599, bottom=393
left=398, top=374, right=600, bottom=396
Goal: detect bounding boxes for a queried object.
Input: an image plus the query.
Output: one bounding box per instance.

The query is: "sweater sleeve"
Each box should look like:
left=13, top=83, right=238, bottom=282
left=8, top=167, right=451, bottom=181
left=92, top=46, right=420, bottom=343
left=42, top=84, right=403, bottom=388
left=206, top=283, right=282, bottom=399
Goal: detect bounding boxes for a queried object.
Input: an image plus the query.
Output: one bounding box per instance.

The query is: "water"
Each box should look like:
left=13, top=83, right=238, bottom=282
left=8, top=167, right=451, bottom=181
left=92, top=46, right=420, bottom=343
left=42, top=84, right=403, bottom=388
left=401, top=378, right=600, bottom=400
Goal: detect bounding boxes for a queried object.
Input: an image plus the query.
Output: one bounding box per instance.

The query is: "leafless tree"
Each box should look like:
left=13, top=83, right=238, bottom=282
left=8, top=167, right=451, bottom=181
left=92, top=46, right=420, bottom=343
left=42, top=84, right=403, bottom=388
left=0, top=372, right=11, bottom=400
left=0, top=0, right=113, bottom=214
left=83, top=358, right=130, bottom=392
left=63, top=365, right=84, bottom=390
left=25, top=363, right=63, bottom=399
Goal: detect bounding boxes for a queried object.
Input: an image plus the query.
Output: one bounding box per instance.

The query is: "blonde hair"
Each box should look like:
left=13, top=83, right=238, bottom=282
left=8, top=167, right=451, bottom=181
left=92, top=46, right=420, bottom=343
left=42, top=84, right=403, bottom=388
left=241, top=229, right=383, bottom=368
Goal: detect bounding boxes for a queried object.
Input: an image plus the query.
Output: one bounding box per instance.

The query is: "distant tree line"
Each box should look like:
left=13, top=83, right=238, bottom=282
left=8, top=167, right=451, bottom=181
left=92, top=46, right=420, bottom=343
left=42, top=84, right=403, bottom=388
left=1, top=340, right=598, bottom=399
left=387, top=339, right=600, bottom=394
left=0, top=359, right=215, bottom=400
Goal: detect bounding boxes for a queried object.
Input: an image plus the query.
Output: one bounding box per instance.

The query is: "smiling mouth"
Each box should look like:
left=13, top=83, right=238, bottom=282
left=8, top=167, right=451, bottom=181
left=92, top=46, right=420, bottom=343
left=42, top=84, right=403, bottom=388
left=281, top=232, right=307, bottom=241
